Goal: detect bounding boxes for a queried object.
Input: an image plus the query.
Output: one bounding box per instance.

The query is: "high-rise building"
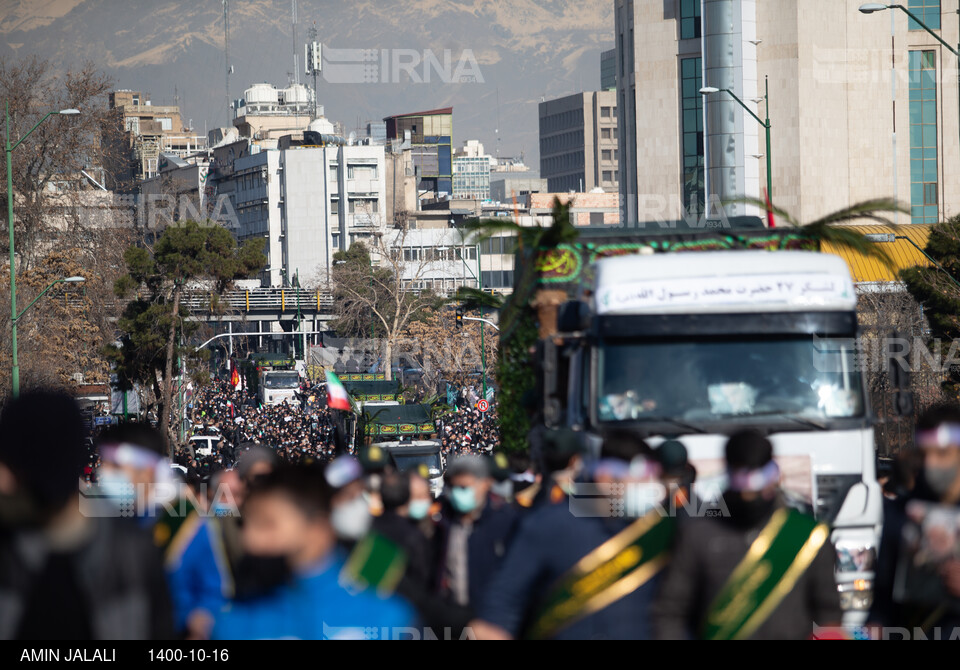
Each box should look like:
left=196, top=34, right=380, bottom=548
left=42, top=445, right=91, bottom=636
left=616, top=0, right=960, bottom=226
left=601, top=49, right=617, bottom=91
left=216, top=139, right=386, bottom=287
left=453, top=140, right=493, bottom=200
left=384, top=107, right=453, bottom=200
left=539, top=91, right=619, bottom=193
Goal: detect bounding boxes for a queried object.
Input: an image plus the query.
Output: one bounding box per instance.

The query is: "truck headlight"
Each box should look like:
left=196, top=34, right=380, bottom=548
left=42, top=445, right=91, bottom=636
left=835, top=538, right=876, bottom=611
left=838, top=580, right=873, bottom=611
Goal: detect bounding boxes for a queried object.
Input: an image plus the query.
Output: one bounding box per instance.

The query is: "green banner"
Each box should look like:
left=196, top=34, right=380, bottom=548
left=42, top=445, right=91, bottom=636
left=365, top=422, right=435, bottom=436
left=528, top=513, right=676, bottom=640
left=701, top=508, right=830, bottom=640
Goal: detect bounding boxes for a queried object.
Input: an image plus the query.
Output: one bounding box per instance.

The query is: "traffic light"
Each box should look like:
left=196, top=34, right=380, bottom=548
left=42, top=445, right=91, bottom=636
left=455, top=307, right=464, bottom=329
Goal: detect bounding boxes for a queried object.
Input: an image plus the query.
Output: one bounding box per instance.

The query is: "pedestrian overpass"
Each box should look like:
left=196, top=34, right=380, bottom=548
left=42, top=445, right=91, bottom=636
left=181, top=287, right=336, bottom=323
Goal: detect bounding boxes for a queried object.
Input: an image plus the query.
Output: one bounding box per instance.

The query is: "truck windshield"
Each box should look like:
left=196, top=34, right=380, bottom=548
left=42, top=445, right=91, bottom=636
left=596, top=336, right=863, bottom=424
left=390, top=451, right=443, bottom=477
left=263, top=372, right=300, bottom=389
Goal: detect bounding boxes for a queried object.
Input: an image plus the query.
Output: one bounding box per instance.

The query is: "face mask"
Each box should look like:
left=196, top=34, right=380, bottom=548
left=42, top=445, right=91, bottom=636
left=450, top=486, right=478, bottom=514
left=623, top=482, right=666, bottom=519
left=233, top=554, right=292, bottom=601
left=97, top=469, right=136, bottom=508
left=722, top=492, right=776, bottom=529
left=407, top=499, right=431, bottom=521
left=925, top=463, right=960, bottom=498
left=331, top=496, right=371, bottom=541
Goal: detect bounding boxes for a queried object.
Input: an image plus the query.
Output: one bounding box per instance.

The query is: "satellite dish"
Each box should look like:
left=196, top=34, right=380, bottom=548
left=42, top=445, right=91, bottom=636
left=347, top=131, right=357, bottom=146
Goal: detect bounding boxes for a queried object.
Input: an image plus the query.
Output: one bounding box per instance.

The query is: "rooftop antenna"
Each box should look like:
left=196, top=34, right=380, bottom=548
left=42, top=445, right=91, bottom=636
left=223, top=0, right=232, bottom=125
left=307, top=22, right=320, bottom=119
left=292, top=0, right=300, bottom=87
left=495, top=87, right=501, bottom=162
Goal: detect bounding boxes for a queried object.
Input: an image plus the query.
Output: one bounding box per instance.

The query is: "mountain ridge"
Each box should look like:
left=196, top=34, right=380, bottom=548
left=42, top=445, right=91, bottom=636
left=0, top=0, right=615, bottom=166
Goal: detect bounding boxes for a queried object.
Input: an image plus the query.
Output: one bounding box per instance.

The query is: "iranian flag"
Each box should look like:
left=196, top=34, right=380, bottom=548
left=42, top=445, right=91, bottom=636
left=325, top=371, right=352, bottom=411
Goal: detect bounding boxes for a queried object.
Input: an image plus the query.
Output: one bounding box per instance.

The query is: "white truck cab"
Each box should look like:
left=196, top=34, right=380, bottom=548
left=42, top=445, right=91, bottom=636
left=556, top=250, right=884, bottom=624
left=258, top=370, right=301, bottom=406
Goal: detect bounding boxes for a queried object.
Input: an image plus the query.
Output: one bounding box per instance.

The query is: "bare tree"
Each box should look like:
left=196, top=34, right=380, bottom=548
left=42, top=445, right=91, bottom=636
left=327, top=226, right=445, bottom=381
left=400, top=306, right=498, bottom=396
left=857, top=285, right=944, bottom=455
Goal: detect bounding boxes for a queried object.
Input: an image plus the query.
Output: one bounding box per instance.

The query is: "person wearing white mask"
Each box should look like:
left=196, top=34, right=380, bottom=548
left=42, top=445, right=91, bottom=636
left=324, top=456, right=373, bottom=544
left=96, top=424, right=178, bottom=527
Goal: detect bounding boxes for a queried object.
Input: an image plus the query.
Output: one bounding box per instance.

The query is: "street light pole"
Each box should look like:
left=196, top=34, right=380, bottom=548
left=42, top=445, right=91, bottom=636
left=453, top=241, right=489, bottom=402
left=700, top=83, right=773, bottom=205
left=5, top=103, right=80, bottom=397
left=865, top=232, right=960, bottom=289
left=10, top=276, right=85, bottom=395
left=295, top=268, right=302, bottom=360
left=477, top=240, right=486, bottom=401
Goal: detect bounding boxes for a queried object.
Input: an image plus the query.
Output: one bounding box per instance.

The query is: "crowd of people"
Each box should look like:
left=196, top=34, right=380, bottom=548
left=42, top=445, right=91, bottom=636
left=436, top=404, right=501, bottom=457
left=168, top=378, right=502, bottom=483
left=6, top=384, right=960, bottom=640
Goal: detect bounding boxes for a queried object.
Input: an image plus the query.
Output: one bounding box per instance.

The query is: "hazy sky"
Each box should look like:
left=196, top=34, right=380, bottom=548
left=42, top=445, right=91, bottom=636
left=0, top=0, right=614, bottom=165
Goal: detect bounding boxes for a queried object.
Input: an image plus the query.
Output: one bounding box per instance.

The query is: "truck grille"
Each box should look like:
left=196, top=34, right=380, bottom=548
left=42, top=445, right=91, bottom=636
left=815, top=474, right=861, bottom=524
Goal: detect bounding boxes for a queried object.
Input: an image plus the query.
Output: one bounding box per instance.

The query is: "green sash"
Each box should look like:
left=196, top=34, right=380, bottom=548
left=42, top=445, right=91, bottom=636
left=340, top=531, right=408, bottom=598
left=701, top=507, right=830, bottom=640
left=528, top=513, right=676, bottom=640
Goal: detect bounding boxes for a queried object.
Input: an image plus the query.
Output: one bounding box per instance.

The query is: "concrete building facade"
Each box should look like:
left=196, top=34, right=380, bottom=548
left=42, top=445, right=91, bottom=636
left=106, top=90, right=206, bottom=189
left=539, top=91, right=620, bottom=194
left=217, top=140, right=386, bottom=287
left=384, top=108, right=454, bottom=200
left=617, top=0, right=960, bottom=226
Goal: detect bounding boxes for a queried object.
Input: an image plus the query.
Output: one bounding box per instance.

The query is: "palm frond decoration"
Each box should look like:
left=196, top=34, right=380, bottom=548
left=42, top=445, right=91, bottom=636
left=735, top=197, right=908, bottom=267
left=451, top=286, right=505, bottom=311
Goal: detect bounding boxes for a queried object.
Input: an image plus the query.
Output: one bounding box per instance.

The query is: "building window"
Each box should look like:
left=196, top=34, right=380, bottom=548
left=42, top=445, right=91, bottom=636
left=590, top=212, right=604, bottom=226
left=908, top=0, right=941, bottom=31
left=601, top=107, right=612, bottom=118
left=603, top=170, right=613, bottom=182
left=157, top=117, right=173, bottom=131
left=681, top=57, right=705, bottom=218
left=601, top=128, right=611, bottom=140
left=909, top=50, right=939, bottom=224
left=602, top=149, right=612, bottom=161
left=330, top=199, right=339, bottom=215
left=680, top=0, right=702, bottom=39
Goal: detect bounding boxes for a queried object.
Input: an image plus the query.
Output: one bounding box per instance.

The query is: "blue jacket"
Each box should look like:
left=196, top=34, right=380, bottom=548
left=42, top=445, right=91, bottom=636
left=212, top=554, right=416, bottom=640
left=477, top=503, right=663, bottom=640
left=164, top=515, right=233, bottom=633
